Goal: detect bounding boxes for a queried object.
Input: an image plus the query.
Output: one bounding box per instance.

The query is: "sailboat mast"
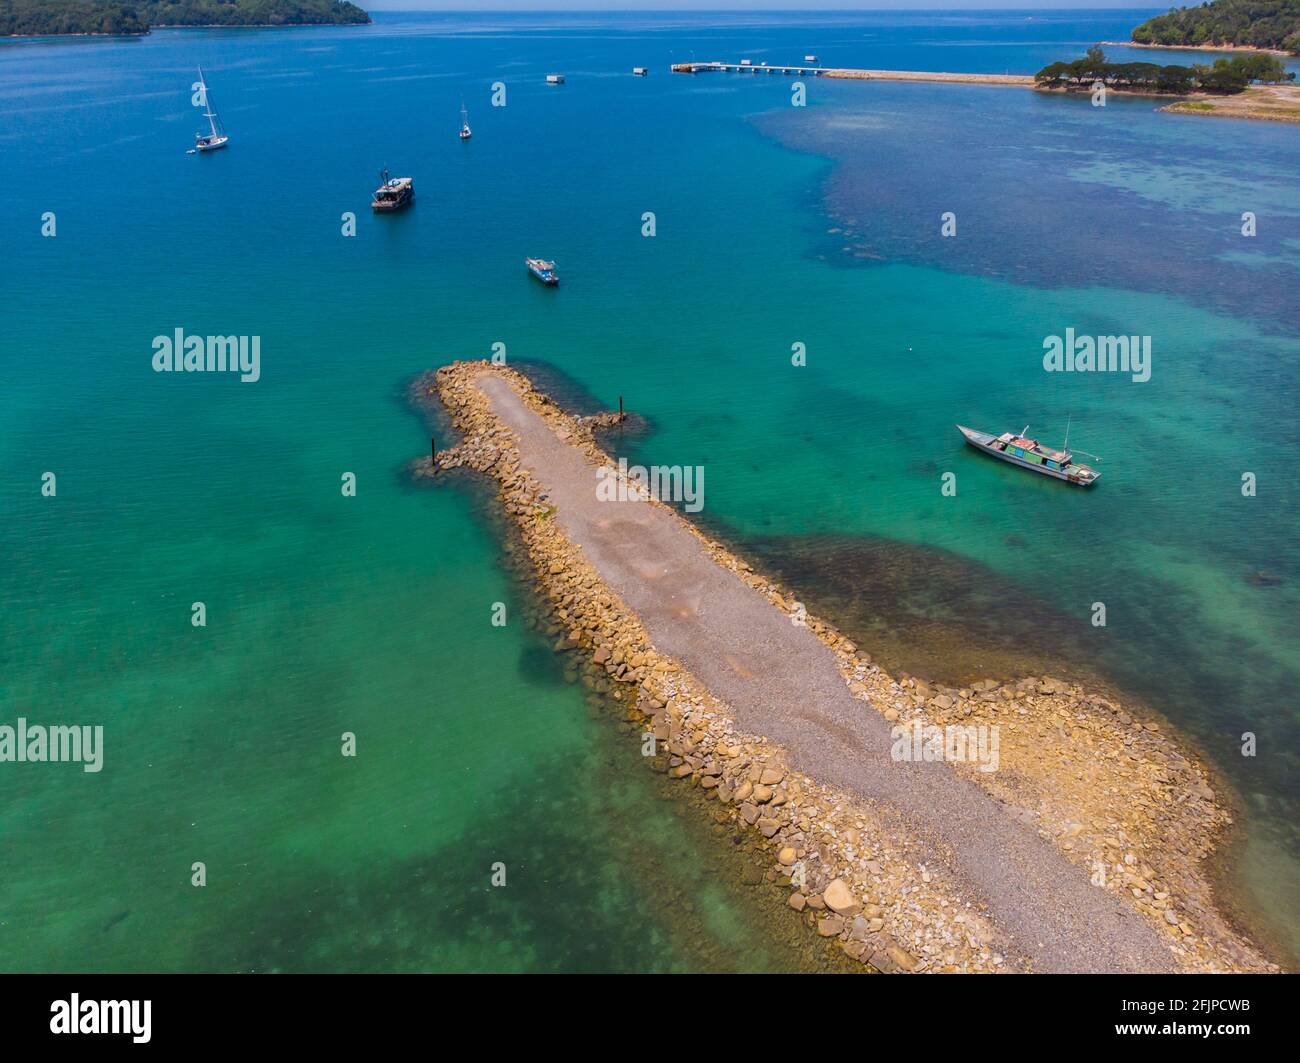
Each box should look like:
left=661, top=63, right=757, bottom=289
left=1063, top=413, right=1071, bottom=451
left=198, top=66, right=220, bottom=138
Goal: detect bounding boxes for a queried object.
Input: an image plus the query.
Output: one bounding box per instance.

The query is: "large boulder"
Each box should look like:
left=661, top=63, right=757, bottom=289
left=822, top=877, right=861, bottom=916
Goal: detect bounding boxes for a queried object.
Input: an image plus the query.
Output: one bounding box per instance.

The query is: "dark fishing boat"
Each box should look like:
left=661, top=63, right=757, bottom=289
left=371, top=168, right=414, bottom=213
left=957, top=423, right=1100, bottom=486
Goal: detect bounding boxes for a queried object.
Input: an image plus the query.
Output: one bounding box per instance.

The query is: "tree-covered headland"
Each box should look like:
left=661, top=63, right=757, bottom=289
left=1132, top=0, right=1300, bottom=56
left=1035, top=45, right=1295, bottom=94
left=1, top=0, right=146, bottom=35
left=1, top=0, right=370, bottom=36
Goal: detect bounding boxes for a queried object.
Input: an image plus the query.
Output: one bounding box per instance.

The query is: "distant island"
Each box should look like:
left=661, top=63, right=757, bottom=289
left=1131, top=0, right=1300, bottom=55
left=1, top=0, right=370, bottom=37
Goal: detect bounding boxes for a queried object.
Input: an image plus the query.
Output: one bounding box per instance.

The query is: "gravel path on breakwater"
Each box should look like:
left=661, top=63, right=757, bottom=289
left=473, top=373, right=1173, bottom=973
left=824, top=68, right=1034, bottom=85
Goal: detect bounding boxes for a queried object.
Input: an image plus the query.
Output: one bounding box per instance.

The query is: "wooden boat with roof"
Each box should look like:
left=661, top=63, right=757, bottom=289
left=371, top=168, right=414, bottom=213
left=957, top=423, right=1100, bottom=486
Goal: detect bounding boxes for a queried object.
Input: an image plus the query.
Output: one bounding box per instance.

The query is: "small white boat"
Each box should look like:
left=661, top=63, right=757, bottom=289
left=546, top=73, right=565, bottom=84
left=632, top=67, right=648, bottom=76
left=804, top=55, right=819, bottom=63
left=193, top=66, right=229, bottom=153
left=459, top=102, right=472, bottom=140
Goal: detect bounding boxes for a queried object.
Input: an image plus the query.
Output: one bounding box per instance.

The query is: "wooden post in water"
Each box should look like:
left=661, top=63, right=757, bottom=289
left=431, top=436, right=437, bottom=475
left=618, top=395, right=624, bottom=423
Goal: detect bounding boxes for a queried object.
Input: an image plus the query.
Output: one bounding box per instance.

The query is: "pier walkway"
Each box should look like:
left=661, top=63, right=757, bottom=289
left=672, top=61, right=1036, bottom=87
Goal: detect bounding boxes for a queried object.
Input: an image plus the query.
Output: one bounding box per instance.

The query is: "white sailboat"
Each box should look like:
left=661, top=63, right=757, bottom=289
left=459, top=101, right=472, bottom=140
left=193, top=67, right=229, bottom=153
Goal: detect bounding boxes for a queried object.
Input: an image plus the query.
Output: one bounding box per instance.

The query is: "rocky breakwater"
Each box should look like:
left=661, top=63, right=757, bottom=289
left=410, top=361, right=1275, bottom=974
left=824, top=68, right=1036, bottom=86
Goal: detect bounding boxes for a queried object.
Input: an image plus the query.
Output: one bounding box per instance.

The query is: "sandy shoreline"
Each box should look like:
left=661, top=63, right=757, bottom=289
left=1101, top=40, right=1294, bottom=58
left=413, top=362, right=1276, bottom=974
left=1160, top=83, right=1300, bottom=123
left=151, top=22, right=370, bottom=29
left=1, top=22, right=369, bottom=40
left=0, top=31, right=147, bottom=39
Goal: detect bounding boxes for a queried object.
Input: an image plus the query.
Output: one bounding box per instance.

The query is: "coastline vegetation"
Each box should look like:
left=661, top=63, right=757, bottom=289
left=0, top=0, right=147, bottom=35
left=1132, top=0, right=1300, bottom=55
left=1, top=0, right=369, bottom=36
left=1035, top=44, right=1295, bottom=94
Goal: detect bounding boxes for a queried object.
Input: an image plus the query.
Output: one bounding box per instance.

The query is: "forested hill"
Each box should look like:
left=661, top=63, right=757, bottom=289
left=1, top=1, right=147, bottom=35
left=141, top=0, right=369, bottom=27
left=1, top=0, right=370, bottom=36
left=1132, top=0, right=1300, bottom=55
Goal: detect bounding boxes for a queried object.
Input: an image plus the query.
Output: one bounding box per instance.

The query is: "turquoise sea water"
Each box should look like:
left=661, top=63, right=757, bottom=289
left=1, top=11, right=1297, bottom=970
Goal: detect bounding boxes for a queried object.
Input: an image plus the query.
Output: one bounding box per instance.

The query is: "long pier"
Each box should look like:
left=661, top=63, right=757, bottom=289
left=672, top=61, right=827, bottom=77
left=671, top=61, right=1035, bottom=88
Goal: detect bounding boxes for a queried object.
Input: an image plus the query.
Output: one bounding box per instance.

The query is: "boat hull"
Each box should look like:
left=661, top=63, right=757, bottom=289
left=371, top=193, right=413, bottom=213
left=196, top=137, right=229, bottom=152
left=956, top=425, right=1099, bottom=486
